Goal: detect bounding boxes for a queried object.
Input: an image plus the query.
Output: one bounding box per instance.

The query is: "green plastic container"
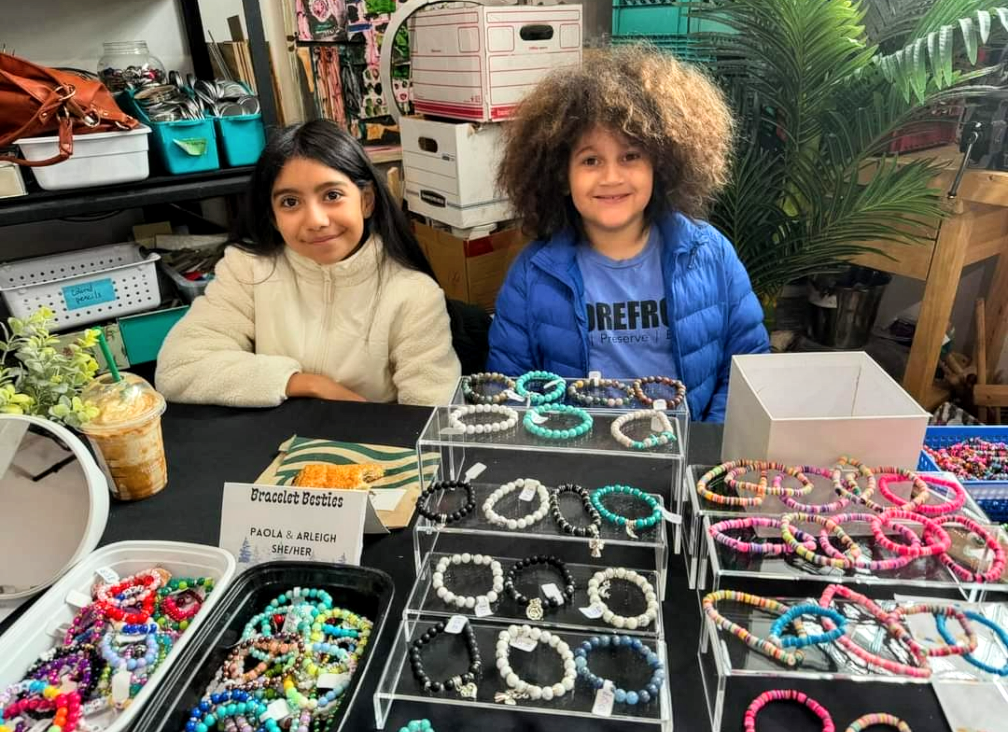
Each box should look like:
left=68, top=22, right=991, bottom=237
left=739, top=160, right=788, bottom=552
left=118, top=306, right=189, bottom=365
left=214, top=114, right=266, bottom=167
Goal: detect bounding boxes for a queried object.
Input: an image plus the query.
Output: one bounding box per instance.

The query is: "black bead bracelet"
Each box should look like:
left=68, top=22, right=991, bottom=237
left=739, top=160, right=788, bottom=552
left=550, top=484, right=605, bottom=557
left=417, top=480, right=475, bottom=525
left=409, top=619, right=482, bottom=699
left=504, top=555, right=576, bottom=621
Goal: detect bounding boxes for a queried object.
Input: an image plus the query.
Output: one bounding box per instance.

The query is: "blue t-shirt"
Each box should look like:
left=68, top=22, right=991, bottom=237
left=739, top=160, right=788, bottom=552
left=575, top=228, right=676, bottom=379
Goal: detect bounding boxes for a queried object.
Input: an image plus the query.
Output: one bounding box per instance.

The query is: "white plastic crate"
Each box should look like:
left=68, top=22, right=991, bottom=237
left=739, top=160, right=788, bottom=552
left=0, top=243, right=161, bottom=331
left=16, top=125, right=151, bottom=191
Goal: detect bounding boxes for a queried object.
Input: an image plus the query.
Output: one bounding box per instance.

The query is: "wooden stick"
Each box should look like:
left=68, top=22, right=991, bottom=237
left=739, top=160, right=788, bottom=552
left=975, top=298, right=989, bottom=423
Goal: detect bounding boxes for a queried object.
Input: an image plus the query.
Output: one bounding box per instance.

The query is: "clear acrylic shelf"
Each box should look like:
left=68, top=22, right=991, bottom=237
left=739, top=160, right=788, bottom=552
left=373, top=615, right=672, bottom=731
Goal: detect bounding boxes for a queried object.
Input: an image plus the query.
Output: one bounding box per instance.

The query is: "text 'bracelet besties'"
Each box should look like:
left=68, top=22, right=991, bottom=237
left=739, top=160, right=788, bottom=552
left=550, top=483, right=604, bottom=558
left=590, top=484, right=662, bottom=539
left=514, top=370, right=565, bottom=404
left=574, top=634, right=665, bottom=706
left=631, top=375, right=686, bottom=408
left=482, top=478, right=549, bottom=530
left=587, top=567, right=658, bottom=630
left=493, top=625, right=576, bottom=705
left=433, top=553, right=504, bottom=612
left=504, top=555, right=575, bottom=620
left=523, top=403, right=593, bottom=441
left=416, top=480, right=475, bottom=527
left=448, top=404, right=518, bottom=435
left=462, top=372, right=515, bottom=405
left=566, top=376, right=634, bottom=407
left=409, top=619, right=481, bottom=699
left=610, top=409, right=676, bottom=451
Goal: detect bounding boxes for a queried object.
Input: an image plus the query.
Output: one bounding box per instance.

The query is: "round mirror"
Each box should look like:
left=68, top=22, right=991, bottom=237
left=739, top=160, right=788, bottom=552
left=0, top=415, right=109, bottom=611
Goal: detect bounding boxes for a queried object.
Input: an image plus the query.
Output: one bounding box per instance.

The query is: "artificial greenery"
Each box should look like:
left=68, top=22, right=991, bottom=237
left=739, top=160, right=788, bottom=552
left=0, top=308, right=100, bottom=427
left=687, top=0, right=1006, bottom=300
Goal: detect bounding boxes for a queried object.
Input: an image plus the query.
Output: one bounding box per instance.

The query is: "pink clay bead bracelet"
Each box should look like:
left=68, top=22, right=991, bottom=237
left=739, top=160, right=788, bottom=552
left=879, top=473, right=963, bottom=516
left=927, top=514, right=1007, bottom=583
left=870, top=509, right=952, bottom=559
left=892, top=603, right=978, bottom=657
left=818, top=513, right=917, bottom=572
left=781, top=512, right=863, bottom=569
left=725, top=461, right=814, bottom=498
left=744, top=689, right=835, bottom=732
left=708, top=517, right=817, bottom=556
left=780, top=465, right=852, bottom=514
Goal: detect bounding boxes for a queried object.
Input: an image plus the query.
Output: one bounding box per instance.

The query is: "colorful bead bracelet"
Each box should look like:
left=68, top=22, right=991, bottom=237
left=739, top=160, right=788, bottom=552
left=708, top=516, right=817, bottom=557
left=566, top=376, right=634, bottom=407
left=768, top=603, right=848, bottom=649
left=398, top=722, right=434, bottom=732
left=817, top=513, right=919, bottom=573
left=892, top=604, right=978, bottom=657
left=831, top=457, right=879, bottom=510
left=869, top=509, right=951, bottom=559
left=631, top=375, right=686, bottom=408
left=935, top=609, right=1008, bottom=676
left=574, top=634, right=664, bottom=706
left=781, top=512, right=864, bottom=569
left=924, top=437, right=1008, bottom=481
left=523, top=403, right=593, bottom=441
left=610, top=409, right=676, bottom=450
left=780, top=464, right=852, bottom=514
left=928, top=514, right=1007, bottom=583
left=743, top=689, right=835, bottom=732
left=461, top=372, right=515, bottom=404
left=590, top=484, right=662, bottom=538
left=879, top=473, right=963, bottom=516
left=514, top=370, right=565, bottom=404
left=696, top=461, right=767, bottom=507
left=844, top=713, right=912, bottom=732
left=725, top=461, right=814, bottom=498
left=701, top=590, right=806, bottom=667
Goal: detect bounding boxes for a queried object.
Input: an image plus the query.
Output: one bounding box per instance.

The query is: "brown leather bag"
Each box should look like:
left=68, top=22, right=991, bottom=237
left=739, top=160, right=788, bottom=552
left=0, top=52, right=138, bottom=167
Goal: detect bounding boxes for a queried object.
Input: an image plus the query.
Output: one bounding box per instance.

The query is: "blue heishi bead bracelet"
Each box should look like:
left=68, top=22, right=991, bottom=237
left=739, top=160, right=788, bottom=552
left=768, top=604, right=847, bottom=649
left=590, top=484, right=662, bottom=538
left=514, top=370, right=566, bottom=404
left=936, top=610, right=1008, bottom=676
left=523, top=403, right=593, bottom=441
left=574, top=634, right=664, bottom=705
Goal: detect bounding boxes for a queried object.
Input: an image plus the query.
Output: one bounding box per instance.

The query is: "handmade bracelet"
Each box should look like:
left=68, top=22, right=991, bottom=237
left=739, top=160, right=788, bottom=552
left=433, top=553, right=504, bottom=611
left=702, top=591, right=806, bottom=667
left=725, top=462, right=814, bottom=498
left=879, top=473, right=964, bottom=516
left=768, top=603, right=847, bottom=649
left=416, top=479, right=476, bottom=526
left=523, top=403, right=593, bottom=441
left=631, top=375, right=686, bottom=408
left=462, top=372, right=516, bottom=405
left=94, top=569, right=164, bottom=624
left=156, top=576, right=213, bottom=629
left=482, top=478, right=550, bottom=530
left=241, top=603, right=312, bottom=641
left=409, top=619, right=481, bottom=699
left=514, top=370, right=565, bottom=404
left=306, top=607, right=372, bottom=671
left=863, top=466, right=931, bottom=511
left=63, top=605, right=107, bottom=647
left=831, top=457, right=879, bottom=510
left=891, top=604, right=978, bottom=657
left=186, top=689, right=267, bottom=732
left=504, top=555, right=575, bottom=620
left=398, top=721, right=434, bottom=732
left=869, top=509, right=951, bottom=559
left=610, top=409, right=676, bottom=450
left=99, top=627, right=161, bottom=675
left=448, top=404, right=519, bottom=435
left=575, top=634, right=665, bottom=706
left=780, top=512, right=863, bottom=569
left=708, top=516, right=817, bottom=557
left=818, top=584, right=931, bottom=678
left=935, top=609, right=1008, bottom=676
left=25, top=644, right=101, bottom=699
left=845, top=714, right=912, bottom=732
left=819, top=513, right=918, bottom=573
left=743, top=689, right=835, bottom=732
left=696, top=461, right=766, bottom=507
left=780, top=465, right=851, bottom=514
left=493, top=624, right=576, bottom=704
left=928, top=514, right=1007, bottom=583
left=265, top=587, right=334, bottom=614
left=549, top=484, right=604, bottom=557
left=587, top=567, right=658, bottom=630
left=0, top=684, right=81, bottom=732
left=566, top=376, right=634, bottom=407
left=590, top=484, right=662, bottom=539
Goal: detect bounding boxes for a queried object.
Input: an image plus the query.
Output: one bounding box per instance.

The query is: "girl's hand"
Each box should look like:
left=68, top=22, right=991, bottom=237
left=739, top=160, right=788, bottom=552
left=286, top=373, right=366, bottom=402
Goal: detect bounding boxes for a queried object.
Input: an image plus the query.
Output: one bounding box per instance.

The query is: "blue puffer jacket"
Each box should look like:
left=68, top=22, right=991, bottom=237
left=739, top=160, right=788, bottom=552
left=486, top=212, right=770, bottom=421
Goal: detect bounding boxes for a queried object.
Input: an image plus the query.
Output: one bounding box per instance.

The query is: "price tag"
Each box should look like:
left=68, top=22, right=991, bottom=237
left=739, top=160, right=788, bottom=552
left=651, top=400, right=668, bottom=431
left=317, top=672, right=350, bottom=690
left=445, top=615, right=467, bottom=634
left=544, top=379, right=566, bottom=391
left=281, top=610, right=301, bottom=635
left=116, top=633, right=147, bottom=644
left=474, top=596, right=492, bottom=617
left=502, top=389, right=529, bottom=406
left=541, top=583, right=564, bottom=605
left=464, top=462, right=487, bottom=481
left=592, top=680, right=615, bottom=716
left=95, top=567, right=119, bottom=585
left=528, top=411, right=549, bottom=425
left=65, top=590, right=92, bottom=609
left=580, top=603, right=604, bottom=619
left=519, top=482, right=538, bottom=501
left=588, top=371, right=602, bottom=381
left=110, top=670, right=132, bottom=705
left=509, top=633, right=538, bottom=652
left=660, top=507, right=682, bottom=525
left=439, top=426, right=465, bottom=436
left=262, top=700, right=292, bottom=722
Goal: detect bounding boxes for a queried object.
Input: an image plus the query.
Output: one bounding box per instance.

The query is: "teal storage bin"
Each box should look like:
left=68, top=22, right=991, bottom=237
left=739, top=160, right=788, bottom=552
left=215, top=114, right=266, bottom=167
left=118, top=306, right=189, bottom=365
left=118, top=91, right=220, bottom=174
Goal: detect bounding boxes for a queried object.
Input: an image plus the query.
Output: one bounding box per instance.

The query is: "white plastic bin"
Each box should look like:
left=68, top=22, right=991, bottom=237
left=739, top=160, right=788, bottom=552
left=16, top=125, right=151, bottom=191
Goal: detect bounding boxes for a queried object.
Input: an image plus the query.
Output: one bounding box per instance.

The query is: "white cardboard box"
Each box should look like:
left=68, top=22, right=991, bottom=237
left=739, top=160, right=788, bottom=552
left=721, top=352, right=929, bottom=469
left=409, top=3, right=582, bottom=122
left=401, top=115, right=511, bottom=228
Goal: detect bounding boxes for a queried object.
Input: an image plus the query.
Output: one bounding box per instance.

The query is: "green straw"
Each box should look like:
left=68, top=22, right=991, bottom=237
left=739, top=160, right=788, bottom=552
left=95, top=329, right=121, bottom=383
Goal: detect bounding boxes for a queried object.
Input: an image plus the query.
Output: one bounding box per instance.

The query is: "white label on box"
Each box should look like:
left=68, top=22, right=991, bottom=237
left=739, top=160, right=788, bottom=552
left=465, top=462, right=487, bottom=481
left=263, top=700, right=292, bottom=722
left=519, top=483, right=538, bottom=501
left=510, top=634, right=537, bottom=652
left=542, top=583, right=564, bottom=605
left=65, top=590, right=92, bottom=609
left=317, top=673, right=350, bottom=690
left=445, top=615, right=467, bottom=634
left=580, top=603, right=604, bottom=619
left=592, top=681, right=615, bottom=716
left=439, top=426, right=465, bottom=436
left=660, top=507, right=682, bottom=525
left=95, top=566, right=119, bottom=584
left=474, top=596, right=492, bottom=617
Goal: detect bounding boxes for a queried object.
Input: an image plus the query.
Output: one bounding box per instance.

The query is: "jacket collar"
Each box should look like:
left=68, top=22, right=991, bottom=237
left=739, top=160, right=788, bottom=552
left=282, top=234, right=382, bottom=286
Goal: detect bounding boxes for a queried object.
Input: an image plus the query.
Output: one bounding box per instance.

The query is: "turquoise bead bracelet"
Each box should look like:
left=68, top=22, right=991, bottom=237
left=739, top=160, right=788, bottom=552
left=514, top=370, right=565, bottom=404
left=590, top=485, right=662, bottom=538
left=398, top=722, right=434, bottom=732
left=523, top=403, right=593, bottom=440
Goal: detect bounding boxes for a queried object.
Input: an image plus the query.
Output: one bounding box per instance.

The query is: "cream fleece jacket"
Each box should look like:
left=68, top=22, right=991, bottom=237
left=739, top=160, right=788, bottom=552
left=155, top=236, right=460, bottom=407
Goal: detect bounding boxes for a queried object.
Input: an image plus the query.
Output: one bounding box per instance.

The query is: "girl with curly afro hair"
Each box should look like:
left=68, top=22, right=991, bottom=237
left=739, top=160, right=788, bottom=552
left=486, top=45, right=769, bottom=421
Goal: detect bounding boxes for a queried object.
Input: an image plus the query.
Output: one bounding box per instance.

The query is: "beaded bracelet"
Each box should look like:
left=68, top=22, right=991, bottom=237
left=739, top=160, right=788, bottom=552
left=566, top=376, right=634, bottom=407
left=831, top=458, right=879, bottom=510
left=818, top=513, right=918, bottom=573
left=409, top=619, right=481, bottom=699
left=449, top=404, right=519, bottom=435
left=725, top=462, right=814, bottom=498
left=590, top=484, right=662, bottom=539
left=743, top=689, right=835, bottom=732
left=701, top=590, right=806, bottom=667
left=186, top=689, right=266, bottom=732
left=587, top=567, right=658, bottom=630
left=306, top=607, right=372, bottom=672
left=610, top=409, right=676, bottom=450
left=864, top=467, right=931, bottom=512
left=781, top=512, right=863, bottom=569
left=780, top=465, right=852, bottom=514
left=928, top=514, right=1007, bottom=583
left=398, top=722, right=434, bottom=732
left=416, top=479, right=475, bottom=526
left=63, top=605, right=107, bottom=647
left=514, top=370, right=565, bottom=404
left=504, top=554, right=575, bottom=620
left=631, top=375, right=686, bottom=408
left=708, top=517, right=818, bottom=556
left=433, top=553, right=504, bottom=611
left=818, top=584, right=931, bottom=678
left=892, top=604, right=978, bottom=657
left=25, top=644, right=102, bottom=699
left=493, top=624, right=576, bottom=704
left=844, top=714, right=912, bottom=732
left=768, top=603, right=847, bottom=649
left=878, top=473, right=965, bottom=516
left=696, top=461, right=766, bottom=507
left=265, top=587, right=334, bottom=614
left=482, top=478, right=550, bottom=530
left=869, top=509, right=951, bottom=560
left=523, top=403, right=593, bottom=441
left=462, top=372, right=516, bottom=405
left=549, top=484, right=604, bottom=557
left=0, top=684, right=82, bottom=732
left=935, top=609, right=1008, bottom=676
left=574, top=634, right=664, bottom=706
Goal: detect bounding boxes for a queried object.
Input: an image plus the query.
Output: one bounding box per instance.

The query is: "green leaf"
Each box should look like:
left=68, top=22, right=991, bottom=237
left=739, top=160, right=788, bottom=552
left=910, top=37, right=928, bottom=103
left=939, top=24, right=955, bottom=88
left=926, top=30, right=940, bottom=84
left=977, top=9, right=992, bottom=43
left=959, top=17, right=978, bottom=64
left=998, top=8, right=1008, bottom=33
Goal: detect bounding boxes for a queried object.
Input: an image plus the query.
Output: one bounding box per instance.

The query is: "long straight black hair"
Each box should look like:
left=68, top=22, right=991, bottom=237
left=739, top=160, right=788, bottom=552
left=235, top=119, right=436, bottom=281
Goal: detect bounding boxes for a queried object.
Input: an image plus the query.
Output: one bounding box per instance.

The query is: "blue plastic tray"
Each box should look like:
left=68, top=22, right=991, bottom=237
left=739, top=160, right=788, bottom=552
left=918, top=425, right=1008, bottom=521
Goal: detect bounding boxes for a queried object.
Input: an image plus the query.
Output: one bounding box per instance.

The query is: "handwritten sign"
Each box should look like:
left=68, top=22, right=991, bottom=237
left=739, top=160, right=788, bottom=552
left=62, top=279, right=116, bottom=310
left=219, top=483, right=367, bottom=569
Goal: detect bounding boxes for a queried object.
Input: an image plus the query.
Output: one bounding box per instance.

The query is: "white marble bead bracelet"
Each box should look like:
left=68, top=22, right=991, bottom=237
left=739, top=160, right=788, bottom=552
left=433, top=553, right=504, bottom=610
left=587, top=567, right=659, bottom=630
left=482, top=478, right=550, bottom=530
left=610, top=409, right=676, bottom=450
left=449, top=404, right=519, bottom=435
left=493, top=624, right=577, bottom=705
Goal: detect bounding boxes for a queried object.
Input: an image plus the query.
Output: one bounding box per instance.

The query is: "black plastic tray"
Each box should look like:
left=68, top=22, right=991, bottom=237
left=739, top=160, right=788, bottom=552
left=130, top=561, right=394, bottom=732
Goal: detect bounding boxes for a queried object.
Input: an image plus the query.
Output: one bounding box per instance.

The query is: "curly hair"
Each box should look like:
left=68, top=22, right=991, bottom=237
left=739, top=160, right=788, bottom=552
left=497, top=44, right=734, bottom=240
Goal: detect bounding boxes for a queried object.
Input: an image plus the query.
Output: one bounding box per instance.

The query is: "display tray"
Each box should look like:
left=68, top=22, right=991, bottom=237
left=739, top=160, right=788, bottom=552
left=373, top=616, right=673, bottom=730
left=406, top=551, right=664, bottom=637
left=130, top=562, right=394, bottom=732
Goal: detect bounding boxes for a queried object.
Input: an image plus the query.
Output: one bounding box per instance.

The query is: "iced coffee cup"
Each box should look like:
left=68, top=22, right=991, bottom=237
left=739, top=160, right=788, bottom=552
left=79, top=372, right=168, bottom=501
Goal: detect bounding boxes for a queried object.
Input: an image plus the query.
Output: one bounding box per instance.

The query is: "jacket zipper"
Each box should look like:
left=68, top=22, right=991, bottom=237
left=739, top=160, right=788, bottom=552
left=315, top=270, right=333, bottom=373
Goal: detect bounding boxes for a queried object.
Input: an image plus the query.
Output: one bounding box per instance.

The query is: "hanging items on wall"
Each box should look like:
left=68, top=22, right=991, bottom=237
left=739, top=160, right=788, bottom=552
left=309, top=46, right=347, bottom=127
left=296, top=0, right=349, bottom=42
